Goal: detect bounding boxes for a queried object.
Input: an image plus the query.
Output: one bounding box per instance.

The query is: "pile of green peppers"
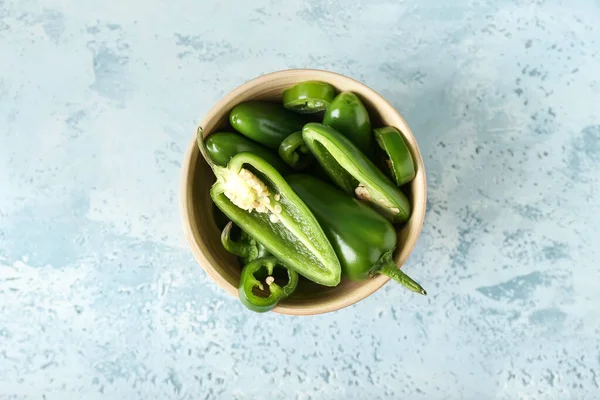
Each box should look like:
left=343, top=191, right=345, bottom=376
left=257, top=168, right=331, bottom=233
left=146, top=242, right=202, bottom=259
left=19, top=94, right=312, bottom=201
left=199, top=81, right=425, bottom=313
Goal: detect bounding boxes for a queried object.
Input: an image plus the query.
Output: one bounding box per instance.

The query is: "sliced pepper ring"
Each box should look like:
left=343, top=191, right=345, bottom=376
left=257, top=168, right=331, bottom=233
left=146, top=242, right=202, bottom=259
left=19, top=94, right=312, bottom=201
left=374, top=127, right=416, bottom=187
left=238, top=256, right=299, bottom=312
left=210, top=152, right=341, bottom=287
left=278, top=131, right=314, bottom=171
left=282, top=81, right=336, bottom=114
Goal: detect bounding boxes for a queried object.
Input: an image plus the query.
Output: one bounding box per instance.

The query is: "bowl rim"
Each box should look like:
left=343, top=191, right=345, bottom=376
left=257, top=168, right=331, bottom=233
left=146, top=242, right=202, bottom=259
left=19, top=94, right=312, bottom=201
left=179, top=68, right=427, bottom=315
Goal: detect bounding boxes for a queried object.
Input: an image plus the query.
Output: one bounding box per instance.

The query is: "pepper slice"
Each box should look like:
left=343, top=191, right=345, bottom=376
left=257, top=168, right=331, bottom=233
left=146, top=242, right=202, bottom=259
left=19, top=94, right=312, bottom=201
left=282, top=81, right=336, bottom=114
left=278, top=131, right=314, bottom=171
left=238, top=256, right=299, bottom=312
left=205, top=132, right=291, bottom=175
left=229, top=101, right=307, bottom=149
left=221, top=221, right=270, bottom=264
left=322, top=92, right=373, bottom=157
left=302, top=123, right=411, bottom=223
left=287, top=174, right=426, bottom=295
left=374, top=127, right=416, bottom=186
left=198, top=128, right=341, bottom=286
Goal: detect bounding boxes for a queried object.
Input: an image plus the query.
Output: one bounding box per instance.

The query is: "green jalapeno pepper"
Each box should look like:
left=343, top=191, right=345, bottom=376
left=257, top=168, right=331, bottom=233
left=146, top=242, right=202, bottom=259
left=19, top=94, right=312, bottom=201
left=287, top=174, right=426, bottom=295
left=322, top=92, right=373, bottom=157
left=238, top=256, right=299, bottom=312
left=221, top=221, right=270, bottom=264
left=374, top=127, right=416, bottom=186
left=205, top=132, right=291, bottom=174
left=229, top=101, right=307, bottom=149
left=282, top=81, right=336, bottom=114
left=278, top=131, right=314, bottom=171
left=302, top=123, right=411, bottom=223
left=198, top=127, right=341, bottom=287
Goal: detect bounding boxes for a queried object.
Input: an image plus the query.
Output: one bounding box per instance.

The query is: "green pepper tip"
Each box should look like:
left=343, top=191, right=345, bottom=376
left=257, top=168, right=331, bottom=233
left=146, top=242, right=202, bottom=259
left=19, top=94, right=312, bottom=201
left=378, top=262, right=427, bottom=296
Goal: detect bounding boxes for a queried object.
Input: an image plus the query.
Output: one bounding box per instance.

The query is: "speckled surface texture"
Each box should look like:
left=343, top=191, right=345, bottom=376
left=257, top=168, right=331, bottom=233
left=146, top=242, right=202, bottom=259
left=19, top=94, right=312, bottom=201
left=1, top=0, right=599, bottom=398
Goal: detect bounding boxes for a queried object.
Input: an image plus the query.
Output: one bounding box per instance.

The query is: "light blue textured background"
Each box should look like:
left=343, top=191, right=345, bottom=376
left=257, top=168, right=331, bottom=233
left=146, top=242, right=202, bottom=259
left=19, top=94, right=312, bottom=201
left=1, top=0, right=599, bottom=399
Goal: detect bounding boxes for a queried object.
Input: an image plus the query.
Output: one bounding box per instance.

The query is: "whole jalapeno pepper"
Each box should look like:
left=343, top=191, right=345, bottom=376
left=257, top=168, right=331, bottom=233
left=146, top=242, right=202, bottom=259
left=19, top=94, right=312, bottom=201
left=198, top=128, right=341, bottom=287
left=287, top=174, right=426, bottom=295
left=229, top=101, right=307, bottom=149
left=322, top=92, right=373, bottom=157
left=205, top=132, right=291, bottom=175
left=302, top=123, right=411, bottom=223
left=282, top=81, right=336, bottom=114
left=373, top=127, right=416, bottom=186
left=238, top=256, right=299, bottom=312
left=221, top=221, right=270, bottom=264
left=278, top=131, right=314, bottom=171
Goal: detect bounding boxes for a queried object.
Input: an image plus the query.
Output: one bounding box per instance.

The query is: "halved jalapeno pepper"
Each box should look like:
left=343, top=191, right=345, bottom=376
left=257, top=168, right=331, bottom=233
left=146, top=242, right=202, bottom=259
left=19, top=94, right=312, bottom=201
left=302, top=123, right=411, bottom=223
left=198, top=127, right=341, bottom=287
left=282, top=81, right=336, bottom=114
left=238, top=256, right=299, bottom=312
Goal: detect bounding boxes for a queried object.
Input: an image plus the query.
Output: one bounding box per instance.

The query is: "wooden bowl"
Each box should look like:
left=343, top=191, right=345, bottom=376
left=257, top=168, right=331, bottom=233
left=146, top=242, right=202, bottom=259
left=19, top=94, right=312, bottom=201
left=180, top=69, right=427, bottom=315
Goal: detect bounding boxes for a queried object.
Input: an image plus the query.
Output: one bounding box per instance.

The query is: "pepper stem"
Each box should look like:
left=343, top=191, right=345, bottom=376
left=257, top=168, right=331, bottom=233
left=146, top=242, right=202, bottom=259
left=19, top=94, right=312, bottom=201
left=221, top=222, right=256, bottom=259
left=278, top=131, right=314, bottom=171
left=196, top=126, right=216, bottom=169
left=377, top=261, right=427, bottom=295
left=222, top=236, right=254, bottom=258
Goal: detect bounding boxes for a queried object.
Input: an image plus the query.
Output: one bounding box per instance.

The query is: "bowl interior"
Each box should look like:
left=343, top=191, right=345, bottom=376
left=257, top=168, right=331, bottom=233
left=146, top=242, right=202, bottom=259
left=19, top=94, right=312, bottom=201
left=180, top=69, right=426, bottom=315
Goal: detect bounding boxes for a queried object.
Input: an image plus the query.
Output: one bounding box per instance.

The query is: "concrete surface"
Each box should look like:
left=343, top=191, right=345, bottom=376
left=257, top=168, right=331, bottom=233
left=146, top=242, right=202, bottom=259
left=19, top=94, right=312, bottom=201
left=1, top=0, right=599, bottom=399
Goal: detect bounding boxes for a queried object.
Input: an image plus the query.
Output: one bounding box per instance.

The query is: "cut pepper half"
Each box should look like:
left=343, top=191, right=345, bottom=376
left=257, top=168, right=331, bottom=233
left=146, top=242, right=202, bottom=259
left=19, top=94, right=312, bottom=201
left=374, top=127, right=416, bottom=187
left=209, top=151, right=341, bottom=286
left=302, top=123, right=411, bottom=223
left=238, top=256, right=299, bottom=312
